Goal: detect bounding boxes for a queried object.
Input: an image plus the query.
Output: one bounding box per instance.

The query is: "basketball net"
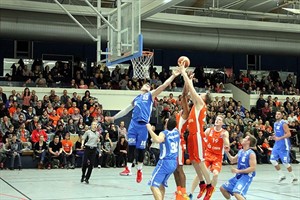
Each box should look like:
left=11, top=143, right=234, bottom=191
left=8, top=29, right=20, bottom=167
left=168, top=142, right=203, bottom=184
left=131, top=51, right=153, bottom=79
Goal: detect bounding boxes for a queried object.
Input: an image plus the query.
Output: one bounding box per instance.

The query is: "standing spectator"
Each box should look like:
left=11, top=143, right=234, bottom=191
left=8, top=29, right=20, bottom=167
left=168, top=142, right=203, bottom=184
left=61, top=133, right=75, bottom=169
left=0, top=87, right=7, bottom=104
left=34, top=135, right=48, bottom=169
left=8, top=134, right=22, bottom=170
left=21, top=88, right=31, bottom=110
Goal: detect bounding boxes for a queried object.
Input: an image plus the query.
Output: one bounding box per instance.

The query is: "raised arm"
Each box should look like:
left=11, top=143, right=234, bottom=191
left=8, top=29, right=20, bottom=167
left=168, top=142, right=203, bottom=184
left=151, top=69, right=180, bottom=99
left=222, top=130, right=230, bottom=148
left=105, top=103, right=134, bottom=123
left=181, top=83, right=190, bottom=120
left=146, top=124, right=165, bottom=143
left=178, top=65, right=204, bottom=110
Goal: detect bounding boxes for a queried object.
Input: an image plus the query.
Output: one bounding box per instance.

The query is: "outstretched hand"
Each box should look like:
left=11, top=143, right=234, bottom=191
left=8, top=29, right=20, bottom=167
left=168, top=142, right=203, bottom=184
left=105, top=116, right=114, bottom=123
left=172, top=68, right=181, bottom=77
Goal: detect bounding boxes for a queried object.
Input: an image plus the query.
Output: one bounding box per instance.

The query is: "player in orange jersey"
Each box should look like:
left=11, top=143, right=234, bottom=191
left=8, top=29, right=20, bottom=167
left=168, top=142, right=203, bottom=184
left=174, top=83, right=190, bottom=200
left=189, top=115, right=230, bottom=199
left=178, top=63, right=213, bottom=200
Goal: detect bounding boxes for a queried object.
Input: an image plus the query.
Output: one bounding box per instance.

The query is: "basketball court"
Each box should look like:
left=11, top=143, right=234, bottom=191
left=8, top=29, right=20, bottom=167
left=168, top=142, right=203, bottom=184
left=1, top=164, right=299, bottom=200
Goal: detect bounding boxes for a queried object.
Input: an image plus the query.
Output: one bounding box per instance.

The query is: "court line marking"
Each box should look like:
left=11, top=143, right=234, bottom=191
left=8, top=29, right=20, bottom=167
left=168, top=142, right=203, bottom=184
left=0, top=177, right=32, bottom=200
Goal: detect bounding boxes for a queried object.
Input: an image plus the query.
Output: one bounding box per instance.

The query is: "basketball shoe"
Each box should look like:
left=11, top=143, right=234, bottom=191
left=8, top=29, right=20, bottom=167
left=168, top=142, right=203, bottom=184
left=136, top=169, right=142, bottom=183
left=197, top=183, right=207, bottom=198
left=278, top=175, right=286, bottom=184
left=203, top=185, right=215, bottom=200
left=120, top=167, right=132, bottom=176
left=292, top=178, right=299, bottom=185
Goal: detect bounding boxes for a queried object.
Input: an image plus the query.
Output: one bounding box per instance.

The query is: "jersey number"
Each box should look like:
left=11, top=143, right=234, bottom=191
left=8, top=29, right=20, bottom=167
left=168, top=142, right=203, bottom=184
left=170, top=142, right=178, bottom=153
left=143, top=94, right=149, bottom=100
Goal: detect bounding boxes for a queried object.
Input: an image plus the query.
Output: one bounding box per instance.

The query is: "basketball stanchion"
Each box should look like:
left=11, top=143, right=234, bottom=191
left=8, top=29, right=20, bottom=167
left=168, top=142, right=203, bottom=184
left=131, top=51, right=154, bottom=79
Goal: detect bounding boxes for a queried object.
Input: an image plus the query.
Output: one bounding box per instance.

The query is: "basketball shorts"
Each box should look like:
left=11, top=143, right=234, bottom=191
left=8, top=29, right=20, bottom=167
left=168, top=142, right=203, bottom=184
left=127, top=120, right=148, bottom=149
left=222, top=174, right=254, bottom=197
left=148, top=159, right=177, bottom=188
left=270, top=148, right=290, bottom=164
left=205, top=152, right=222, bottom=173
left=187, top=133, right=205, bottom=163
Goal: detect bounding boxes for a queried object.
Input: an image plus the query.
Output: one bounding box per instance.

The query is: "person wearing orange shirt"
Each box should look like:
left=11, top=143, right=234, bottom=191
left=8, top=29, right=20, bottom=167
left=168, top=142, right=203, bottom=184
left=49, top=110, right=60, bottom=127
left=174, top=82, right=190, bottom=200
left=178, top=63, right=214, bottom=200
left=189, top=115, right=230, bottom=199
left=61, top=133, right=75, bottom=169
left=68, top=102, right=77, bottom=115
left=56, top=103, right=66, bottom=117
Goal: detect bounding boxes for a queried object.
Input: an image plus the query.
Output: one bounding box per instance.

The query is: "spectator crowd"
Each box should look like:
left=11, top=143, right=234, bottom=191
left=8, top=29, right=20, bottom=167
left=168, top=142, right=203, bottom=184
left=0, top=59, right=299, bottom=171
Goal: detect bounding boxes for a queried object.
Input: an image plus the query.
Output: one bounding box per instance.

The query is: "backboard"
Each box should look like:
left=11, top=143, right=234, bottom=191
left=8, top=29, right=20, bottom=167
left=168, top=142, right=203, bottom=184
left=105, top=0, right=142, bottom=66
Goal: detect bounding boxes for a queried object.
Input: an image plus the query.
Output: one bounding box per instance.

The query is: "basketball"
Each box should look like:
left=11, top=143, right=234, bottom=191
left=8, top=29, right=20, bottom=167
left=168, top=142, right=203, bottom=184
left=178, top=56, right=190, bottom=68
left=185, top=159, right=191, bottom=165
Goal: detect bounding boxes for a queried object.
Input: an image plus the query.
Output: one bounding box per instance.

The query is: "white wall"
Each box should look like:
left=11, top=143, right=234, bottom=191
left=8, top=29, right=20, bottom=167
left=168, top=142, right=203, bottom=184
left=225, top=83, right=250, bottom=110
left=1, top=87, right=233, bottom=110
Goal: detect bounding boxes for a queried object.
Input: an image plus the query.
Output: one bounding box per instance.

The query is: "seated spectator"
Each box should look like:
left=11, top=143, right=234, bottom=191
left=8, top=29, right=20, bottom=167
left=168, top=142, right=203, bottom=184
left=76, top=118, right=85, bottom=135
left=74, top=134, right=84, bottom=167
left=3, top=125, right=15, bottom=144
left=55, top=124, right=66, bottom=141
left=40, top=110, right=49, bottom=128
left=108, top=123, right=118, bottom=143
left=0, top=116, right=12, bottom=135
left=34, top=100, right=44, bottom=117
left=224, top=113, right=236, bottom=126
left=65, top=119, right=77, bottom=134
left=0, top=142, right=8, bottom=169
left=31, top=124, right=48, bottom=144
left=101, top=132, right=115, bottom=168
left=48, top=135, right=63, bottom=169
left=78, top=79, right=88, bottom=89
left=35, top=73, right=47, bottom=87
left=71, top=108, right=83, bottom=124
left=7, top=134, right=22, bottom=170
left=83, top=110, right=92, bottom=126
left=61, top=133, right=75, bottom=169
left=118, top=121, right=127, bottom=139
left=16, top=123, right=31, bottom=150
left=49, top=110, right=60, bottom=127
left=44, top=119, right=56, bottom=134
left=34, top=135, right=48, bottom=169
left=113, top=135, right=128, bottom=168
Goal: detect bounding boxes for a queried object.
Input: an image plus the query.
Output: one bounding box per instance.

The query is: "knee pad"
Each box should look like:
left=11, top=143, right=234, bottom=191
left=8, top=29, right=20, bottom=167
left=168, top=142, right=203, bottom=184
left=283, top=162, right=291, bottom=168
left=137, top=149, right=145, bottom=163
left=270, top=159, right=278, bottom=166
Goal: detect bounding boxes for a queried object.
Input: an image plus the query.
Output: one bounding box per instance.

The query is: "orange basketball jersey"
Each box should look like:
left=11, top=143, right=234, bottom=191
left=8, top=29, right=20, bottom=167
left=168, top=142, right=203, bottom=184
left=205, top=127, right=224, bottom=156
left=188, top=105, right=206, bottom=136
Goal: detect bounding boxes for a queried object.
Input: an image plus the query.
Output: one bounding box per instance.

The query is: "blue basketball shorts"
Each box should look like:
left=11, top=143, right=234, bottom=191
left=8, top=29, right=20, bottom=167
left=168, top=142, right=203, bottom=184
left=127, top=120, right=148, bottom=149
left=148, top=159, right=177, bottom=188
left=270, top=148, right=290, bottom=164
left=222, top=174, right=254, bottom=197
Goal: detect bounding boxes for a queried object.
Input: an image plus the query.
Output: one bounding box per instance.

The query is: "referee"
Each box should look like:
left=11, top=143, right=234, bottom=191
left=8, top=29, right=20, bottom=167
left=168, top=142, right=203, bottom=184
left=81, top=121, right=99, bottom=184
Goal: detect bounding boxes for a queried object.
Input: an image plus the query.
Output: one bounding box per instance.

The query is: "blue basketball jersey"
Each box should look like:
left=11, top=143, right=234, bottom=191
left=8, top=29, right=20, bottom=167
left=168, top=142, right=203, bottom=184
left=273, top=120, right=290, bottom=151
left=132, top=92, right=153, bottom=123
left=159, top=129, right=180, bottom=160
left=237, top=149, right=256, bottom=178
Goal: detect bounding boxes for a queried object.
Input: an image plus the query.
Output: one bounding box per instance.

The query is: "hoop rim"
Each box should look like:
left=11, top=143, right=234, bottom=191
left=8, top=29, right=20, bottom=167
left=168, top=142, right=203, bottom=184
left=142, top=51, right=154, bottom=56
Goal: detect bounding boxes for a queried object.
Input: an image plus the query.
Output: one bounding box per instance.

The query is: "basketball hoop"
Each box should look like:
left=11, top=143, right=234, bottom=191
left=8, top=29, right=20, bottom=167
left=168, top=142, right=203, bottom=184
left=131, top=51, right=153, bottom=79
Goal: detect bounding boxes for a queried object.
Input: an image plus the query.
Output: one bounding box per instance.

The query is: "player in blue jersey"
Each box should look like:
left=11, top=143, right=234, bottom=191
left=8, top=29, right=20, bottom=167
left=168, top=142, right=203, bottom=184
left=146, top=117, right=180, bottom=200
left=106, top=69, right=180, bottom=183
left=220, top=134, right=257, bottom=200
left=270, top=111, right=298, bottom=184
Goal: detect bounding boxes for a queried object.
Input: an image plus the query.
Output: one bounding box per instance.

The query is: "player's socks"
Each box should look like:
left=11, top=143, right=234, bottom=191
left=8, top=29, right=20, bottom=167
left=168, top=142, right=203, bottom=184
left=277, top=169, right=284, bottom=177
left=181, top=187, right=186, bottom=194
left=137, top=163, right=143, bottom=170
left=127, top=162, right=132, bottom=171
left=288, top=170, right=296, bottom=179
